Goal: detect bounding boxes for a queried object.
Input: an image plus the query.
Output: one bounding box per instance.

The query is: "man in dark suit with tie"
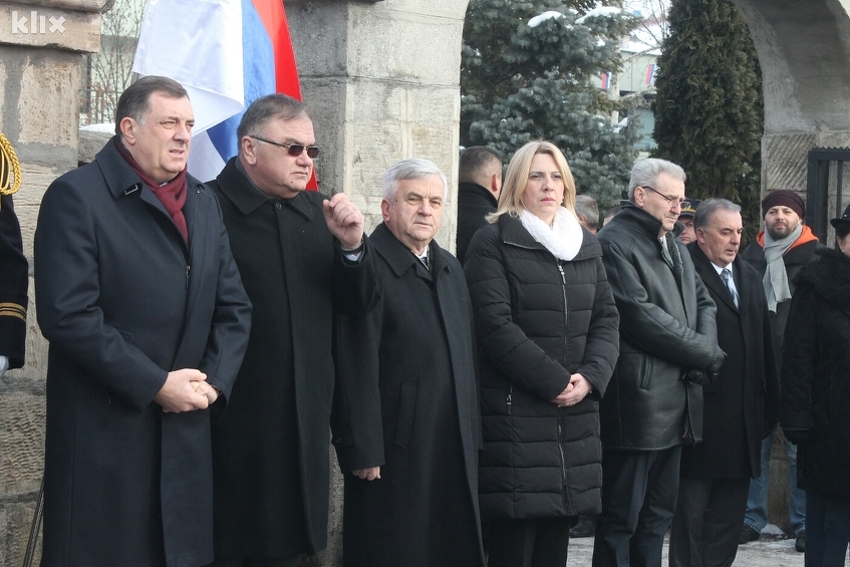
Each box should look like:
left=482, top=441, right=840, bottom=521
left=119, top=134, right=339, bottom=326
left=670, top=198, right=780, bottom=567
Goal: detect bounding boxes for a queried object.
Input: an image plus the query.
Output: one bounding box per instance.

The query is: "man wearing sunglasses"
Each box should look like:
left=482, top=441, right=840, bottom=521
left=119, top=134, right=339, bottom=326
left=205, top=94, right=377, bottom=567
left=592, top=158, right=724, bottom=567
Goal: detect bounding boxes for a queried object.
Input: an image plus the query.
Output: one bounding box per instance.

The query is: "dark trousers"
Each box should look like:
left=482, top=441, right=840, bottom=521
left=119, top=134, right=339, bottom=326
left=592, top=446, right=682, bottom=567
left=805, top=490, right=850, bottom=567
left=668, top=477, right=749, bottom=567
left=205, top=556, right=299, bottom=567
left=488, top=517, right=572, bottom=567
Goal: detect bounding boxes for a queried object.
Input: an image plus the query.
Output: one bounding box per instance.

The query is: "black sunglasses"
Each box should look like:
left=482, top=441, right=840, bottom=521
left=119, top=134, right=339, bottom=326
left=249, top=135, right=320, bottom=158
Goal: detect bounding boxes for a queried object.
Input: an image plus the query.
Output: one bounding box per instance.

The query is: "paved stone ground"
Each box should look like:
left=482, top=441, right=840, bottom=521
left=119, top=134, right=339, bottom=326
left=564, top=531, right=848, bottom=566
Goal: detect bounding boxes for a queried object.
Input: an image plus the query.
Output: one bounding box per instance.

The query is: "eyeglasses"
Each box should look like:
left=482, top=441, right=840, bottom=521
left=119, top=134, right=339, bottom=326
left=641, top=185, right=686, bottom=207
left=249, top=135, right=320, bottom=158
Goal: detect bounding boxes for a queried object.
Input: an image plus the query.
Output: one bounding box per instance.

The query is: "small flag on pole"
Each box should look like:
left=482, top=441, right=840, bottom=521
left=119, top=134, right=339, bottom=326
left=133, top=0, right=310, bottom=185
left=600, top=71, right=612, bottom=90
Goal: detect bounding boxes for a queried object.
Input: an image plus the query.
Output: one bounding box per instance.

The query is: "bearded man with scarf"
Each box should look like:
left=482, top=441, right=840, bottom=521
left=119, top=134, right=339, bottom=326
left=739, top=189, right=823, bottom=551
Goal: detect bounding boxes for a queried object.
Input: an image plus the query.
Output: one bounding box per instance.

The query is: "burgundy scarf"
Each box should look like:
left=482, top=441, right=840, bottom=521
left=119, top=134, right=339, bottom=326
left=115, top=138, right=189, bottom=244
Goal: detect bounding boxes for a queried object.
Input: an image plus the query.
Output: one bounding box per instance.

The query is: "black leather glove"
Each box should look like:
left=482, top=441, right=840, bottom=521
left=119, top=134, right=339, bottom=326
left=783, top=427, right=810, bottom=446
left=708, top=345, right=727, bottom=375
left=683, top=369, right=712, bottom=385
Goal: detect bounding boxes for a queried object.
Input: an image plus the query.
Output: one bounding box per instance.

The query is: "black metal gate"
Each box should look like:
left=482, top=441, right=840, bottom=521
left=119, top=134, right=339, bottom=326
left=806, top=147, right=850, bottom=244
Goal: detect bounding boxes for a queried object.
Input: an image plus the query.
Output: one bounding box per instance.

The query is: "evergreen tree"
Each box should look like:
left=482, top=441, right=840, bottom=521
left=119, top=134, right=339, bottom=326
left=652, top=0, right=763, bottom=242
left=462, top=0, right=641, bottom=209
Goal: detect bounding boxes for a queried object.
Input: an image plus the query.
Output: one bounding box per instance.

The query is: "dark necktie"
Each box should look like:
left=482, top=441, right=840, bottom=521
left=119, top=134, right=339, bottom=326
left=721, top=268, right=739, bottom=309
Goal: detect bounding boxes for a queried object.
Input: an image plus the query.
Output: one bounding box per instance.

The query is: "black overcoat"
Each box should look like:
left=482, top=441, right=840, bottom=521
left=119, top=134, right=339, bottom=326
left=463, top=215, right=620, bottom=520
left=206, top=158, right=376, bottom=557
left=456, top=181, right=497, bottom=263
left=681, top=244, right=780, bottom=479
left=34, top=139, right=252, bottom=567
left=0, top=194, right=28, bottom=368
left=331, top=223, right=484, bottom=567
left=782, top=247, right=850, bottom=496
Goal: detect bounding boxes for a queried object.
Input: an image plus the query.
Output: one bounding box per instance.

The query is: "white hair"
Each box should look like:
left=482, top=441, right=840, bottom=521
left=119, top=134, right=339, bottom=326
left=382, top=159, right=448, bottom=201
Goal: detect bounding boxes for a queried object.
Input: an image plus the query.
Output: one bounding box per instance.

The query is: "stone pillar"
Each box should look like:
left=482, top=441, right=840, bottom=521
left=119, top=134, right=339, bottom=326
left=0, top=2, right=103, bottom=564
left=285, top=0, right=469, bottom=249
left=284, top=1, right=469, bottom=563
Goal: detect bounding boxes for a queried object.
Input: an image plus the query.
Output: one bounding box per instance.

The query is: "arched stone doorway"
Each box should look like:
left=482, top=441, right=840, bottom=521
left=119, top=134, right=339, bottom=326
left=734, top=0, right=850, bottom=226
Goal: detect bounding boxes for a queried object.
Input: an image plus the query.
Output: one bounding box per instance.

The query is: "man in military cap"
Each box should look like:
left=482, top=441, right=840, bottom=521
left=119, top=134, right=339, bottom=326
left=678, top=198, right=701, bottom=245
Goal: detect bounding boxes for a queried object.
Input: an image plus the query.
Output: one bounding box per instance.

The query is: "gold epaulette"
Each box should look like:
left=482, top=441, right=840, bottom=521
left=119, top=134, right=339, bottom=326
left=1, top=133, right=23, bottom=210
left=0, top=302, right=27, bottom=322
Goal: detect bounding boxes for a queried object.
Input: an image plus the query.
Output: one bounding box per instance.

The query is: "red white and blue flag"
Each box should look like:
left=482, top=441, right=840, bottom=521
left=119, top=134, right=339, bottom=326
left=645, top=63, right=657, bottom=86
left=600, top=71, right=611, bottom=90
left=133, top=0, right=306, bottom=183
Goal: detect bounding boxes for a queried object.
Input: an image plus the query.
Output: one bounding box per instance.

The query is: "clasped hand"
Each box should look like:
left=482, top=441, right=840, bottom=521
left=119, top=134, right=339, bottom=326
left=551, top=373, right=591, bottom=407
left=353, top=466, right=381, bottom=481
left=154, top=368, right=219, bottom=413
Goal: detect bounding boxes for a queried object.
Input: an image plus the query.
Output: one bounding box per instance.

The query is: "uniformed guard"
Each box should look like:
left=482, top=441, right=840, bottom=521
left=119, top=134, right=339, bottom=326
left=0, top=132, right=28, bottom=378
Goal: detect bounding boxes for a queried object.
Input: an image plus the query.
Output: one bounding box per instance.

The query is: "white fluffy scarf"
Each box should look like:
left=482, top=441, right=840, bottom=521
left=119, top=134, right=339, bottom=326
left=519, top=207, right=584, bottom=261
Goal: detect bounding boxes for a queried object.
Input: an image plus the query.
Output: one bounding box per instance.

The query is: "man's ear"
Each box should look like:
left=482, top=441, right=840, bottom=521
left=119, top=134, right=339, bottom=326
left=490, top=173, right=501, bottom=196
left=241, top=136, right=258, bottom=165
left=119, top=117, right=136, bottom=145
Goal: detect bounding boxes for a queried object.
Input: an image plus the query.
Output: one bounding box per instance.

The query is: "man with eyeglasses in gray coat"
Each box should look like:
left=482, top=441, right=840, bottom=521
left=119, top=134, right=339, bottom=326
left=592, top=158, right=724, bottom=567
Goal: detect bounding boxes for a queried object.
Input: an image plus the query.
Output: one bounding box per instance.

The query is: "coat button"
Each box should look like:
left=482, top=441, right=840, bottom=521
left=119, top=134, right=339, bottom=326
left=275, top=202, right=282, bottom=210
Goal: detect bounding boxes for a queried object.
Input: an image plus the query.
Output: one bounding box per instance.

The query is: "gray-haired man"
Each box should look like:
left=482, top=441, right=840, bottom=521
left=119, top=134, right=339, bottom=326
left=332, top=159, right=484, bottom=567
left=592, top=158, right=724, bottom=567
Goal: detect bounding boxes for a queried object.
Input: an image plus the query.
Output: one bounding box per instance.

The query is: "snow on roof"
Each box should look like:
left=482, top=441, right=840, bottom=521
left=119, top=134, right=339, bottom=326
left=528, top=11, right=565, bottom=28
left=575, top=6, right=622, bottom=24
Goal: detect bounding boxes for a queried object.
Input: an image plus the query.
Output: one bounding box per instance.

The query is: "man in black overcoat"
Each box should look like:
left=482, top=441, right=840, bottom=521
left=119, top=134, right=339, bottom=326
left=456, top=146, right=501, bottom=263
left=205, top=94, right=376, bottom=566
left=0, top=193, right=27, bottom=376
left=34, top=76, right=252, bottom=567
left=670, top=199, right=780, bottom=567
left=332, top=159, right=485, bottom=567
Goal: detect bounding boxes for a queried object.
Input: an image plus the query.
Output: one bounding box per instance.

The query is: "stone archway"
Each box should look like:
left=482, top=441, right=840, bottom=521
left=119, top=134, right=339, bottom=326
left=734, top=0, right=850, bottom=218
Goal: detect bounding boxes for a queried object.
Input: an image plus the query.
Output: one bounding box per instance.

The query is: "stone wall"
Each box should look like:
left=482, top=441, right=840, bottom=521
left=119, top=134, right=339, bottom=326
left=285, top=0, right=469, bottom=251
left=0, top=2, right=104, bottom=564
